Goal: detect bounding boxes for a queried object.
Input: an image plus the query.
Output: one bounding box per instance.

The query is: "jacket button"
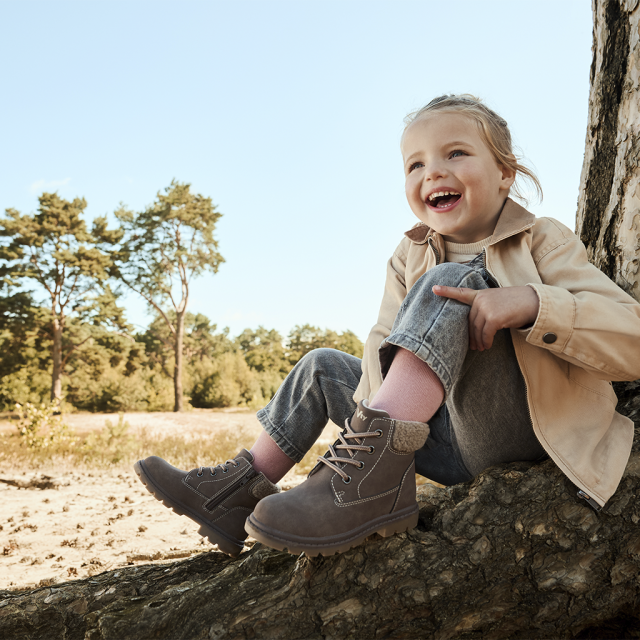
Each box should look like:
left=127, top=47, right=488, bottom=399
left=543, top=332, right=557, bottom=344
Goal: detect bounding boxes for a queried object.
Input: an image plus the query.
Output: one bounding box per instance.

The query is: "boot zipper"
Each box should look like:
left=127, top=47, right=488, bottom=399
left=204, top=467, right=256, bottom=510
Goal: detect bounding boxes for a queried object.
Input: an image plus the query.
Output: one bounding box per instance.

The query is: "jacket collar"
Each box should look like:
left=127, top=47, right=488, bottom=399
left=403, top=197, right=536, bottom=246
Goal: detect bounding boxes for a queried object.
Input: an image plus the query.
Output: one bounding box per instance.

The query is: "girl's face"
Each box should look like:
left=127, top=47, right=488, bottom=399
left=401, top=112, right=515, bottom=244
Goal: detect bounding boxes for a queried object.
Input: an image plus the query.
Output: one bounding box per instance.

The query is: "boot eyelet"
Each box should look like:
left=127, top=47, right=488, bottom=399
left=375, top=429, right=383, bottom=438
left=342, top=476, right=352, bottom=484
left=357, top=461, right=364, bottom=470
left=210, top=470, right=216, bottom=476
left=223, top=468, right=228, bottom=473
left=197, top=471, right=203, bottom=477
left=367, top=446, right=375, bottom=455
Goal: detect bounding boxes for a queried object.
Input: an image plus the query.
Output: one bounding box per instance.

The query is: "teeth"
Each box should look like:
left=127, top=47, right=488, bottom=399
left=428, top=190, right=461, bottom=202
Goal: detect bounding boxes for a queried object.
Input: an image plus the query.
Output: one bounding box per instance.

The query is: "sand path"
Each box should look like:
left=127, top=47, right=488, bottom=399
left=0, top=409, right=340, bottom=591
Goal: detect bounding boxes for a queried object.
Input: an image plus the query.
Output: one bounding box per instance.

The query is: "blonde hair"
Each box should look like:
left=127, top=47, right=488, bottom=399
left=404, top=94, right=543, bottom=205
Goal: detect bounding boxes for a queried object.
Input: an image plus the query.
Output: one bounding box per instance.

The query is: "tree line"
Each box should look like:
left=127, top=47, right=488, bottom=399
left=0, top=182, right=363, bottom=412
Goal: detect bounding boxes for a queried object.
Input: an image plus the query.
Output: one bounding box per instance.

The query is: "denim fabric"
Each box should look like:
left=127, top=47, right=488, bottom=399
left=257, top=256, right=546, bottom=486
left=256, top=349, right=360, bottom=463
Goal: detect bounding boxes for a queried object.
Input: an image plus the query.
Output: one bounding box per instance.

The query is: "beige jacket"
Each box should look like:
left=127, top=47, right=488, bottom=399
left=354, top=199, right=640, bottom=507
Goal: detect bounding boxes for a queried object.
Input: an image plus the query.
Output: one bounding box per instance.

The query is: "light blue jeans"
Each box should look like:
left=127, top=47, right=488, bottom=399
left=257, top=256, right=546, bottom=485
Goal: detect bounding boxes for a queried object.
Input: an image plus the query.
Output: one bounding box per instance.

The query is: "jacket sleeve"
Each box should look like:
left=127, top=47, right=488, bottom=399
left=523, top=219, right=640, bottom=381
left=353, top=241, right=408, bottom=403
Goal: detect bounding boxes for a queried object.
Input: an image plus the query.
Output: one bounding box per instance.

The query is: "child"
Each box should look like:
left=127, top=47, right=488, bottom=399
left=135, top=94, right=640, bottom=558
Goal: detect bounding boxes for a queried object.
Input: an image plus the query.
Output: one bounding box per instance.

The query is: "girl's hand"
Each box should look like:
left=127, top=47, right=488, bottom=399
left=432, top=285, right=540, bottom=351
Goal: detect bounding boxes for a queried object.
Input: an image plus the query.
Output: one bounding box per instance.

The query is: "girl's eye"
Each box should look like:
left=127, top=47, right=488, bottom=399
left=450, top=150, right=466, bottom=158
left=408, top=161, right=424, bottom=173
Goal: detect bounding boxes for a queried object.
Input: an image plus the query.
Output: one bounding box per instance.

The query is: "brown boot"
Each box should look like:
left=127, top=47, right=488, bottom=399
left=244, top=401, right=429, bottom=556
left=134, top=449, right=279, bottom=557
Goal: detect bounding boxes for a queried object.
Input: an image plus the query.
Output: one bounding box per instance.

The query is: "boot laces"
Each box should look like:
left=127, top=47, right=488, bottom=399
left=197, top=459, right=240, bottom=477
left=317, top=417, right=382, bottom=482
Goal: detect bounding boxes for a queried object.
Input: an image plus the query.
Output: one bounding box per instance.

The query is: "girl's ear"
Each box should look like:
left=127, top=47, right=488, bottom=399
left=500, top=156, right=517, bottom=190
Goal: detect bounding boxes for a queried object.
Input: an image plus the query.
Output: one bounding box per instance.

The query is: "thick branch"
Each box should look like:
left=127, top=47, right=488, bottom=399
left=60, top=335, right=93, bottom=369
left=2, top=384, right=639, bottom=640
left=178, top=259, right=189, bottom=314
left=166, top=285, right=179, bottom=313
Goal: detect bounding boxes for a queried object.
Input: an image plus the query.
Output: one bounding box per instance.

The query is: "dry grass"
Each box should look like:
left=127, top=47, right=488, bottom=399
left=0, top=408, right=432, bottom=488
left=0, top=414, right=329, bottom=476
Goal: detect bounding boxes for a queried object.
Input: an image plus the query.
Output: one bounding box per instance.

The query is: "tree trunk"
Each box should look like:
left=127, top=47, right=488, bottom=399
left=576, top=0, right=640, bottom=301
left=50, top=316, right=63, bottom=401
left=173, top=310, right=184, bottom=412
left=1, top=383, right=638, bottom=640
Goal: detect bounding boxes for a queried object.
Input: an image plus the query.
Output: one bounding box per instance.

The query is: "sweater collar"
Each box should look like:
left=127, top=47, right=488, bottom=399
left=403, top=197, right=536, bottom=246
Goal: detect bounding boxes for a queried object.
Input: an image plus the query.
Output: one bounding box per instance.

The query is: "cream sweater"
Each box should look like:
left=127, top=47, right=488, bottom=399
left=444, top=236, right=492, bottom=263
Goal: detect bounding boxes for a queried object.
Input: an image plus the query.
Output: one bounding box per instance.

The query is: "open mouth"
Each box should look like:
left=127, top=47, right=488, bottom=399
left=427, top=191, right=462, bottom=209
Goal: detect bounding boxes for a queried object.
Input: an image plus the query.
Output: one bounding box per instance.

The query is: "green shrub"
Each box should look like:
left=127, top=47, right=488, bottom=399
left=15, top=399, right=74, bottom=449
left=190, top=352, right=261, bottom=408
left=81, top=414, right=139, bottom=464
left=0, top=368, right=50, bottom=410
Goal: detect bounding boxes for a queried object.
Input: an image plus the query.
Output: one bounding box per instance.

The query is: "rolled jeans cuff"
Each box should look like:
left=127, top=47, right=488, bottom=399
left=378, top=266, right=488, bottom=397
left=256, top=407, right=305, bottom=463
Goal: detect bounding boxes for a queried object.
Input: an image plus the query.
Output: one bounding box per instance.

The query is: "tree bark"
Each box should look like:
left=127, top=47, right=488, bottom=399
left=174, top=310, right=184, bottom=412
left=51, top=316, right=63, bottom=401
left=0, top=384, right=638, bottom=640
left=576, top=0, right=640, bottom=301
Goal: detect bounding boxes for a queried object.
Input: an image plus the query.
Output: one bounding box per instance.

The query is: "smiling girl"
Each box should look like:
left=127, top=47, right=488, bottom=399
left=135, top=95, right=640, bottom=557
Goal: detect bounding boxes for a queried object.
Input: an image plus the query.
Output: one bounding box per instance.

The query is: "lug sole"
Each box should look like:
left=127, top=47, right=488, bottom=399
left=244, top=505, right=419, bottom=557
left=133, top=460, right=244, bottom=557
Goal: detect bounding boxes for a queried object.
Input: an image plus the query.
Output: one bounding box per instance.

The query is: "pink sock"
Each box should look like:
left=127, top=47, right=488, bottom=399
left=370, top=347, right=444, bottom=423
left=250, top=431, right=295, bottom=484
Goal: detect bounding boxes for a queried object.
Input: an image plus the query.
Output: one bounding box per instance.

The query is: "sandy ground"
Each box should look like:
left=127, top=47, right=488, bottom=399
left=0, top=410, right=340, bottom=591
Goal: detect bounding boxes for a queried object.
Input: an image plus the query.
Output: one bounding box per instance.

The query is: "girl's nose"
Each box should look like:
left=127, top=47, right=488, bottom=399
left=423, top=160, right=447, bottom=182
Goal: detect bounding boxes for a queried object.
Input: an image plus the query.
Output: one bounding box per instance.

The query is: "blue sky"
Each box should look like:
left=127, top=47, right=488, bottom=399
left=1, top=1, right=592, bottom=341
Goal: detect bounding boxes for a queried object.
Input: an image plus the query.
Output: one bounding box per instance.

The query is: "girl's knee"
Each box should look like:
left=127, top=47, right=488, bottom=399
left=299, top=348, right=347, bottom=373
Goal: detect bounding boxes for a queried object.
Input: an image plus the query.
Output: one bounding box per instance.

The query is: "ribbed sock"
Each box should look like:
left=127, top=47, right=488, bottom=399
left=370, top=347, right=444, bottom=423
left=250, top=430, right=295, bottom=484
